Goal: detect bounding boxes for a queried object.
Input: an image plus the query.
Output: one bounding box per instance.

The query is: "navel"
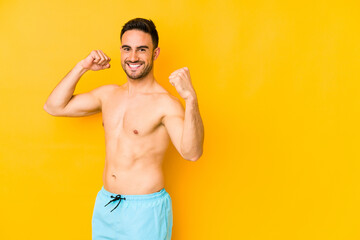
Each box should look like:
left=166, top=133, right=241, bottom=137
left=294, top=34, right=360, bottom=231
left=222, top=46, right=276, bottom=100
left=133, top=129, right=139, bottom=134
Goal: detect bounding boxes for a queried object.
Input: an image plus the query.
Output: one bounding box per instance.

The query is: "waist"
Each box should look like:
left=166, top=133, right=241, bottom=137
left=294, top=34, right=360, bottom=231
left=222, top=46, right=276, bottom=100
left=103, top=165, right=164, bottom=195
left=100, top=185, right=167, bottom=200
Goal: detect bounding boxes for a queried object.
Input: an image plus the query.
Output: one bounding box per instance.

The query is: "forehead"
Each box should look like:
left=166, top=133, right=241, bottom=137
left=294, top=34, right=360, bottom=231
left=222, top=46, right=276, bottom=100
left=121, top=30, right=153, bottom=48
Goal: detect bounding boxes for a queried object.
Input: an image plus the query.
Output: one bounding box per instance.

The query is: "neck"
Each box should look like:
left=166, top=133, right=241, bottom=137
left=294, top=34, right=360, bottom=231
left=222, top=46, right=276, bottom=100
left=126, top=72, right=156, bottom=95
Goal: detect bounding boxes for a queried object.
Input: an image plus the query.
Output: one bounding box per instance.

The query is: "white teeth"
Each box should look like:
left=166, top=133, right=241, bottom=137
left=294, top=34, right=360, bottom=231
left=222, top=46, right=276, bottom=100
left=129, top=64, right=140, bottom=68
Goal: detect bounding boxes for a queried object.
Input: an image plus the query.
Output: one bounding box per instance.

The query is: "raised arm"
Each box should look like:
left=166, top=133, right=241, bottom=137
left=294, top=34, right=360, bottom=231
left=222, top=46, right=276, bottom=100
left=163, top=67, right=204, bottom=161
left=43, top=50, right=111, bottom=117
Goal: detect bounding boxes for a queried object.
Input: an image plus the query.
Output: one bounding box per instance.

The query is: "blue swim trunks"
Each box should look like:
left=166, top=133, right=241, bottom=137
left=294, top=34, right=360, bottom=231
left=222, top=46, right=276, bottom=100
left=92, top=186, right=173, bottom=240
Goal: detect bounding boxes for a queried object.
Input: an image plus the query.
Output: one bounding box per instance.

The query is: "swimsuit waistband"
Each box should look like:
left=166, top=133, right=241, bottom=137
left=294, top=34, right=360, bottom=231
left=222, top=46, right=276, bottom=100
left=100, top=186, right=167, bottom=201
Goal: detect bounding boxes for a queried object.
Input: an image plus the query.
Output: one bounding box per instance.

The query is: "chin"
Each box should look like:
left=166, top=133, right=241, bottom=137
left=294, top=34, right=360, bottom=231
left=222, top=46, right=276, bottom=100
left=127, top=72, right=146, bottom=80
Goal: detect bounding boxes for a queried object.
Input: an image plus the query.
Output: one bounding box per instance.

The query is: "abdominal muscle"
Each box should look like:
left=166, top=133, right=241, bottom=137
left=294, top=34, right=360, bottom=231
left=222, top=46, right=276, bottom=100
left=103, top=157, right=165, bottom=195
left=102, top=131, right=169, bottom=195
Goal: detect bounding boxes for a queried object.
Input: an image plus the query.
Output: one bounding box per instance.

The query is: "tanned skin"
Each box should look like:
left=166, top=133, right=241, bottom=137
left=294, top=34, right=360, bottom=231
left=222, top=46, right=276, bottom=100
left=44, top=30, right=204, bottom=195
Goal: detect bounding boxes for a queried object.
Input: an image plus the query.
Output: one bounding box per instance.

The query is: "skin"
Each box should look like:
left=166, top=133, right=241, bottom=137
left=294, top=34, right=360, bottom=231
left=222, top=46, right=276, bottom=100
left=44, top=29, right=204, bottom=195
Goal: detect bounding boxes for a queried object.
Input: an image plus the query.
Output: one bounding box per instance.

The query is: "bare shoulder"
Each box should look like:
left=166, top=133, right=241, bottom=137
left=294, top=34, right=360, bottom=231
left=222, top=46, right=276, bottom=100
left=155, top=91, right=184, bottom=127
left=157, top=91, right=184, bottom=117
left=92, top=84, right=119, bottom=93
left=90, top=84, right=120, bottom=100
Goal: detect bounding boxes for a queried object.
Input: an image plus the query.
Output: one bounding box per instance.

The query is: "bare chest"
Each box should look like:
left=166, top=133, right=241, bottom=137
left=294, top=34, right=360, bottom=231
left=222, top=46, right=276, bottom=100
left=101, top=92, right=165, bottom=137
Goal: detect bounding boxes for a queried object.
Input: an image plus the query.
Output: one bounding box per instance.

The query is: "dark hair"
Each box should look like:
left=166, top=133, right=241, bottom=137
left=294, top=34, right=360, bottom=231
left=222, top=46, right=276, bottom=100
left=120, top=18, right=159, bottom=49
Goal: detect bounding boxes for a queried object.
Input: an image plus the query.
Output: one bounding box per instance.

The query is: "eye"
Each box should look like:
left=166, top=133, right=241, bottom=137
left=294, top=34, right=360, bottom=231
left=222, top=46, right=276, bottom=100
left=123, top=47, right=130, bottom=51
left=139, top=48, right=146, bottom=52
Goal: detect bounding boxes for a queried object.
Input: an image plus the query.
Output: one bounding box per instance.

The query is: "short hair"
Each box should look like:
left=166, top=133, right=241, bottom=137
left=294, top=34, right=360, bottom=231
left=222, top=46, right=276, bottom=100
left=120, top=18, right=159, bottom=49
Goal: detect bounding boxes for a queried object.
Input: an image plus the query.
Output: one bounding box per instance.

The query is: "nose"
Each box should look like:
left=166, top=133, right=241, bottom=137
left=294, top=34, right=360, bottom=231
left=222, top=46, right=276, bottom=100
left=129, top=50, right=139, bottom=62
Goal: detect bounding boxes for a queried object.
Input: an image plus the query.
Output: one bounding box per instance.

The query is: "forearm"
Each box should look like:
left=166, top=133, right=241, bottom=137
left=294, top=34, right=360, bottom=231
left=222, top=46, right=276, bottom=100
left=180, top=95, right=204, bottom=161
left=44, top=60, right=88, bottom=113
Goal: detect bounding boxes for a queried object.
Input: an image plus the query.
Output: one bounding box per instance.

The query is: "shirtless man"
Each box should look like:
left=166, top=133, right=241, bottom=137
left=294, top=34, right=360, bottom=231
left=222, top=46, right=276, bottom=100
left=43, top=18, right=204, bottom=239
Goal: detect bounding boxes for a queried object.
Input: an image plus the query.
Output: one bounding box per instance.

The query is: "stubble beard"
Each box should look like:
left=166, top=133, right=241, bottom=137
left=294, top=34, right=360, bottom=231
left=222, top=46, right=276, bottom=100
left=122, top=55, right=154, bottom=80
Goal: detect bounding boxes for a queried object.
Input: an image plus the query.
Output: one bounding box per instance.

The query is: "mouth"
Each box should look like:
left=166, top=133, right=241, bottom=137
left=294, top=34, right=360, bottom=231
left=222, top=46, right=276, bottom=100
left=127, top=63, right=143, bottom=71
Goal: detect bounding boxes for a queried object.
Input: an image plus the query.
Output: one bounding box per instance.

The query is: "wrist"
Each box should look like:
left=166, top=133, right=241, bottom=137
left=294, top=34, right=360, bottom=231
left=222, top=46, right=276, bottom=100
left=76, top=60, right=89, bottom=75
left=185, top=92, right=197, bottom=103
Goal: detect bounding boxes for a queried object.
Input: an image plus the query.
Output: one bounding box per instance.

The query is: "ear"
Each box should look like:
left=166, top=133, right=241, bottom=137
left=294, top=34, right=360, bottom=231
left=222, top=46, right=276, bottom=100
left=153, top=47, right=160, bottom=60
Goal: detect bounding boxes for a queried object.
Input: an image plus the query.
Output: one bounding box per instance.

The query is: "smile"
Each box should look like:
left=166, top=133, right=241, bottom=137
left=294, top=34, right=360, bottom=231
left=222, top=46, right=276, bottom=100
left=127, top=63, right=142, bottom=70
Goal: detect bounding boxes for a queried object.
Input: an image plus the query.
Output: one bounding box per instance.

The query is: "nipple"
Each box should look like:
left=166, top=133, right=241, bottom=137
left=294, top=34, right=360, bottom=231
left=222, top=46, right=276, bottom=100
left=133, top=129, right=139, bottom=134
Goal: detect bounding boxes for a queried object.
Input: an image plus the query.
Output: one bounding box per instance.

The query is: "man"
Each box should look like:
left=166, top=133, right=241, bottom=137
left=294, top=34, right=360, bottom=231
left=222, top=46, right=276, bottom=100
left=44, top=18, right=204, bottom=240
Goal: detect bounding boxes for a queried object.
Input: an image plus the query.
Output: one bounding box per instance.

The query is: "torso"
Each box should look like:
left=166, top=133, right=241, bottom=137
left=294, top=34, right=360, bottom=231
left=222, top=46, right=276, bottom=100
left=100, top=83, right=173, bottom=195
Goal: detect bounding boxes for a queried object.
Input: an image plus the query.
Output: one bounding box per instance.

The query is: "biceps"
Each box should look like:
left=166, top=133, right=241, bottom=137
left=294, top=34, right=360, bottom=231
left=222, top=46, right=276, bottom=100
left=164, top=116, right=184, bottom=153
left=62, top=92, right=101, bottom=117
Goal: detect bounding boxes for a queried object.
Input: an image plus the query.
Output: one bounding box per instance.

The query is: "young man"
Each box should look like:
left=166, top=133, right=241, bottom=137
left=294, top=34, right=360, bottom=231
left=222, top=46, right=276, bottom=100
left=44, top=18, right=204, bottom=240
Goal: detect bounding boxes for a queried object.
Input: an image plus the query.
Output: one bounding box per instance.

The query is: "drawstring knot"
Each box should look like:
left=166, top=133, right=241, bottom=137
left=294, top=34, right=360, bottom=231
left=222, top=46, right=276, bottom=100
left=104, top=194, right=126, bottom=212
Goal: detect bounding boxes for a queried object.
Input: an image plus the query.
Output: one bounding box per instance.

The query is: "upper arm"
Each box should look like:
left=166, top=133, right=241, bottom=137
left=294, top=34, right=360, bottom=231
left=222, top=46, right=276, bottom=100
left=60, top=84, right=116, bottom=117
left=161, top=96, right=185, bottom=157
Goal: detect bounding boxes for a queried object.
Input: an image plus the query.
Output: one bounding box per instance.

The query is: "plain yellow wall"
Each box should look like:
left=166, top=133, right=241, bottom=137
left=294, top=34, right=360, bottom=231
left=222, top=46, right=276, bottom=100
left=1, top=0, right=360, bottom=239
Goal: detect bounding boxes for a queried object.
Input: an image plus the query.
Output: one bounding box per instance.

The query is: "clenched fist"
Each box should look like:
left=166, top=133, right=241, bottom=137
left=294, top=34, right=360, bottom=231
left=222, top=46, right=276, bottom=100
left=169, top=67, right=196, bottom=100
left=80, top=50, right=111, bottom=71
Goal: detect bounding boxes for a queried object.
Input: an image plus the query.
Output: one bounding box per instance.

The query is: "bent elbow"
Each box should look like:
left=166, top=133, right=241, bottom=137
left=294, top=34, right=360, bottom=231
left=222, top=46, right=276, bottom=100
left=188, top=156, right=199, bottom=162
left=43, top=104, right=61, bottom=116
left=190, top=154, right=202, bottom=162
left=185, top=151, right=203, bottom=162
left=43, top=104, right=51, bottom=114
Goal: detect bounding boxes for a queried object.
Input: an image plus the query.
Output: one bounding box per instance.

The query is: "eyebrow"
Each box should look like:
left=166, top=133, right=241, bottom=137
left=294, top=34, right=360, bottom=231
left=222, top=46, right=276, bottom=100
left=121, top=45, right=149, bottom=49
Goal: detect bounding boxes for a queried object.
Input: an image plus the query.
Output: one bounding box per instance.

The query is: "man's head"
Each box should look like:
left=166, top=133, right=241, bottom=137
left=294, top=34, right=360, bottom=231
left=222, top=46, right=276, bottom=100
left=121, top=18, right=159, bottom=49
left=120, top=18, right=160, bottom=80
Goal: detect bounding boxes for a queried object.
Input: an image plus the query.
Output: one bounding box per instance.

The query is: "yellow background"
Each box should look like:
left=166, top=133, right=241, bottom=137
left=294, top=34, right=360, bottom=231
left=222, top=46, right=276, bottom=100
left=1, top=0, right=360, bottom=239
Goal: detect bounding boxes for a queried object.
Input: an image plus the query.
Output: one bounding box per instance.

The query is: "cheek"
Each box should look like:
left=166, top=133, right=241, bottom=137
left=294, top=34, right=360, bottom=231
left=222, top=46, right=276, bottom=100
left=145, top=53, right=154, bottom=61
left=120, top=51, right=128, bottom=59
